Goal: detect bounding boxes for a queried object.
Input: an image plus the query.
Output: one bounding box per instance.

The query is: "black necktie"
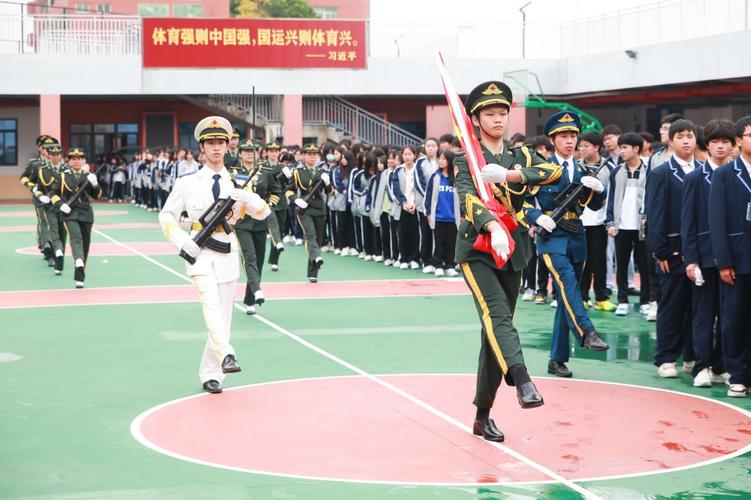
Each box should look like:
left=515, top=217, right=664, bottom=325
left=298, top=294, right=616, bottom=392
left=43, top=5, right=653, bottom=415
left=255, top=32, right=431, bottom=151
left=212, top=174, right=221, bottom=200
left=562, top=160, right=571, bottom=182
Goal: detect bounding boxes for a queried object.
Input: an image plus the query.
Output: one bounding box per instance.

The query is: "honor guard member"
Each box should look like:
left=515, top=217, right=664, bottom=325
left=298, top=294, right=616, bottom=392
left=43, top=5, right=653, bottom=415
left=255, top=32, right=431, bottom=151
left=36, top=140, right=69, bottom=275
left=646, top=119, right=698, bottom=379
left=709, top=115, right=751, bottom=398
left=52, top=148, right=102, bottom=288
left=159, top=116, right=270, bottom=394
left=525, top=111, right=610, bottom=379
left=287, top=143, right=332, bottom=282
left=266, top=141, right=290, bottom=271
left=229, top=139, right=283, bottom=315
left=223, top=128, right=241, bottom=168
left=20, top=135, right=53, bottom=264
left=456, top=81, right=560, bottom=442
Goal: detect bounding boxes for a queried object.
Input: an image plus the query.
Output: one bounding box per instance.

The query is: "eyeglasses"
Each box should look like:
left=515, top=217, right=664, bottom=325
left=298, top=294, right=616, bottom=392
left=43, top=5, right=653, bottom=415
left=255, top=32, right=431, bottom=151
left=742, top=134, right=751, bottom=138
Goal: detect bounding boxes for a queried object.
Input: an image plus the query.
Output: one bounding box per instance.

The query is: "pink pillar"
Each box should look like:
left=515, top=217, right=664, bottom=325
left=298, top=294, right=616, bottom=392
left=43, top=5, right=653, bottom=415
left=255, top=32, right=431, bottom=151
left=507, top=105, right=527, bottom=138
left=283, top=94, right=303, bottom=146
left=425, top=105, right=453, bottom=138
left=39, top=94, right=61, bottom=142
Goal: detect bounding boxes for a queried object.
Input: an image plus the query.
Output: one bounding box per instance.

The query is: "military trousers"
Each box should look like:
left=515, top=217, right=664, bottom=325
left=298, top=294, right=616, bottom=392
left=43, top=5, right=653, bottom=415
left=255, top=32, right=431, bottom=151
left=43, top=207, right=67, bottom=255
left=235, top=227, right=266, bottom=297
left=541, top=252, right=595, bottom=363
left=35, top=205, right=49, bottom=251
left=63, top=219, right=92, bottom=264
left=268, top=208, right=286, bottom=266
left=192, top=273, right=237, bottom=385
left=297, top=211, right=325, bottom=261
left=461, top=260, right=525, bottom=409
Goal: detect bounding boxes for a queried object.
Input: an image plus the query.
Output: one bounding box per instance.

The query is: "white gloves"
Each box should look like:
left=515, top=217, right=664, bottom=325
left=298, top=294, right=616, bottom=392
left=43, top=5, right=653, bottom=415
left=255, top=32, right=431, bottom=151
left=181, top=239, right=200, bottom=258
left=490, top=228, right=511, bottom=261
left=320, top=172, right=331, bottom=186
left=480, top=163, right=508, bottom=184
left=581, top=175, right=604, bottom=193
left=59, top=203, right=72, bottom=214
left=87, top=173, right=98, bottom=186
left=230, top=188, right=265, bottom=211
left=536, top=214, right=556, bottom=232
left=282, top=166, right=293, bottom=179
left=38, top=195, right=51, bottom=204
left=295, top=198, right=308, bottom=209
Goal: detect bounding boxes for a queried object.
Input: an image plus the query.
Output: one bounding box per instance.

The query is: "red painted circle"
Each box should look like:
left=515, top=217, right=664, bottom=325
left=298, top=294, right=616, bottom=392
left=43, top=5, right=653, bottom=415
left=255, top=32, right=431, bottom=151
left=16, top=242, right=174, bottom=257
left=0, top=210, right=129, bottom=217
left=133, top=375, right=751, bottom=485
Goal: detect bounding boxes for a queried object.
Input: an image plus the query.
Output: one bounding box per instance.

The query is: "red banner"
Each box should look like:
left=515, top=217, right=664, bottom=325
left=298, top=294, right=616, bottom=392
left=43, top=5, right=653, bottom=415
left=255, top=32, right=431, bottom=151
left=143, top=18, right=366, bottom=69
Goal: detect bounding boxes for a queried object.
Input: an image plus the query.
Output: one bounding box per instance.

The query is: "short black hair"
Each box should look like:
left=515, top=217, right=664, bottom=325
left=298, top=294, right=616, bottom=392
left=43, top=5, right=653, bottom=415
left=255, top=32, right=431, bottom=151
left=734, top=115, right=751, bottom=138
left=695, top=126, right=707, bottom=152
left=451, top=138, right=462, bottom=148
left=579, top=131, right=603, bottom=148
left=703, top=119, right=735, bottom=144
left=668, top=119, right=696, bottom=140
left=639, top=131, right=654, bottom=143
left=534, top=135, right=554, bottom=152
left=661, top=113, right=683, bottom=125
left=439, top=133, right=455, bottom=144
left=618, top=132, right=644, bottom=152
left=510, top=133, right=526, bottom=144
left=602, top=124, right=622, bottom=137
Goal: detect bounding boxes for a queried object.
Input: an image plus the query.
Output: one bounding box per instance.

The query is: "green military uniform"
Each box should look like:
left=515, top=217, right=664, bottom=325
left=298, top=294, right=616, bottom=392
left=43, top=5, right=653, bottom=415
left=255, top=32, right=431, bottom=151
left=36, top=143, right=68, bottom=274
left=454, top=81, right=557, bottom=435
left=229, top=140, right=283, bottom=311
left=223, top=149, right=240, bottom=169
left=52, top=148, right=102, bottom=287
left=286, top=144, right=332, bottom=281
left=265, top=142, right=289, bottom=269
left=20, top=136, right=53, bottom=261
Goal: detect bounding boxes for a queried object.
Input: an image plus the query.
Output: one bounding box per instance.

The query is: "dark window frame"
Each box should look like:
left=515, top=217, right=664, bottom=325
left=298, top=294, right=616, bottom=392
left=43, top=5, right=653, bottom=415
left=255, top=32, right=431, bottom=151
left=0, top=118, right=18, bottom=166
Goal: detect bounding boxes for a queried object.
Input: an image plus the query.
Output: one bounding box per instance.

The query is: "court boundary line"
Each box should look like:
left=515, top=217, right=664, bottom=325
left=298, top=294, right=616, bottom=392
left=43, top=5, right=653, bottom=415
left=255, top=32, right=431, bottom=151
left=95, top=228, right=602, bottom=499
left=130, top=373, right=751, bottom=488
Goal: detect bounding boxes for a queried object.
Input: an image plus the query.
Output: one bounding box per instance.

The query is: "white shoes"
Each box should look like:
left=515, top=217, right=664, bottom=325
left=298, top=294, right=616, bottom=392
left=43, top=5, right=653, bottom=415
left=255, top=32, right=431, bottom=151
left=374, top=255, right=384, bottom=262
left=710, top=370, right=731, bottom=384
left=693, top=368, right=712, bottom=387
left=383, top=259, right=393, bottom=266
left=399, top=262, right=409, bottom=270
left=295, top=238, right=303, bottom=246
left=646, top=301, right=657, bottom=321
left=282, top=235, right=292, bottom=244
left=270, top=264, right=279, bottom=272
left=246, top=305, right=256, bottom=315
left=683, top=360, right=695, bottom=374
left=74, top=281, right=84, bottom=289
left=392, top=260, right=401, bottom=267
left=275, top=242, right=284, bottom=251
left=522, top=289, right=535, bottom=301
left=254, top=290, right=265, bottom=305
left=550, top=299, right=558, bottom=308
left=445, top=268, right=458, bottom=277
left=615, top=303, right=630, bottom=316
left=358, top=251, right=365, bottom=258
left=423, top=265, right=436, bottom=274
left=657, top=362, right=678, bottom=378
left=364, top=255, right=373, bottom=261
left=75, top=258, right=84, bottom=268
left=409, top=261, right=420, bottom=270
left=727, top=384, right=747, bottom=398
left=320, top=245, right=329, bottom=252
left=334, top=248, right=342, bottom=255
left=434, top=268, right=445, bottom=277
left=639, top=303, right=651, bottom=315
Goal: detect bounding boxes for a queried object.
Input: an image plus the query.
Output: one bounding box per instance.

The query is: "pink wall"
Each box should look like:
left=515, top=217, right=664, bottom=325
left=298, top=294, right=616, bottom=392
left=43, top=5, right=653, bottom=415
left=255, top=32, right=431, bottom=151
left=507, top=106, right=527, bottom=139
left=308, top=0, right=369, bottom=19
left=283, top=94, right=303, bottom=146
left=39, top=94, right=61, bottom=141
left=31, top=0, right=229, bottom=17
left=425, top=105, right=453, bottom=139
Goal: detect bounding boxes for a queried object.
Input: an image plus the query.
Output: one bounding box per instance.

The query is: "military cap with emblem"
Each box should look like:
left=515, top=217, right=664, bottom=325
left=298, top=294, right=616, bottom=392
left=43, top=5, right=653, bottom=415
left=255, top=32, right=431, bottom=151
left=544, top=111, right=581, bottom=137
left=43, top=140, right=63, bottom=154
left=265, top=141, right=281, bottom=150
left=67, top=147, right=86, bottom=158
left=194, top=116, right=233, bottom=142
left=302, top=143, right=320, bottom=154
left=36, top=134, right=52, bottom=147
left=465, top=81, right=513, bottom=116
left=238, top=139, right=261, bottom=151
left=231, top=128, right=241, bottom=139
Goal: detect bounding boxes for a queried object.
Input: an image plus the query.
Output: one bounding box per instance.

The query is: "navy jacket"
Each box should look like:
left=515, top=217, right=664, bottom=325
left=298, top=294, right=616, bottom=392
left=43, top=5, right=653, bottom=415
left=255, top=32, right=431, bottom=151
left=646, top=156, right=697, bottom=274
left=709, top=157, right=751, bottom=274
left=681, top=161, right=716, bottom=269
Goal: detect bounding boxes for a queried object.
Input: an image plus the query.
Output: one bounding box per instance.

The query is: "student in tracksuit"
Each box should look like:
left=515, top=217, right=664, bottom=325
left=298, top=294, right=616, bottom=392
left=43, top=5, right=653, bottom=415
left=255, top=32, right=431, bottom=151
left=386, top=150, right=402, bottom=266
left=416, top=138, right=440, bottom=273
left=525, top=111, right=610, bottom=379
left=682, top=119, right=734, bottom=388
left=367, top=153, right=392, bottom=264
left=709, top=115, right=751, bottom=398
left=390, top=145, right=422, bottom=269
left=646, top=119, right=699, bottom=379
left=423, top=149, right=460, bottom=277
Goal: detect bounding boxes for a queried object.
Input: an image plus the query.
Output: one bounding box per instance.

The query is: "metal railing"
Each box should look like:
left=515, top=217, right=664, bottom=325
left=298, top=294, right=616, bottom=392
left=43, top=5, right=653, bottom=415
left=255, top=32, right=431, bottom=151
left=208, top=94, right=281, bottom=122
left=0, top=14, right=140, bottom=55
left=304, top=96, right=423, bottom=145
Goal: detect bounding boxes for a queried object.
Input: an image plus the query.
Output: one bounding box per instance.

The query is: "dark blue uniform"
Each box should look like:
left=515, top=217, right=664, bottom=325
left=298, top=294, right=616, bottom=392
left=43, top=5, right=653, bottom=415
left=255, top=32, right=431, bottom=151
left=646, top=156, right=695, bottom=366
left=681, top=161, right=723, bottom=376
left=525, top=155, right=606, bottom=363
left=709, top=157, right=751, bottom=386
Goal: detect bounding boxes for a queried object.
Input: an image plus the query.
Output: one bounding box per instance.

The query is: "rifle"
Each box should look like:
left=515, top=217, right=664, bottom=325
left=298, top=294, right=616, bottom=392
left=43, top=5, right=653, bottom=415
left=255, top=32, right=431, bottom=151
left=295, top=178, right=325, bottom=213
left=179, top=173, right=253, bottom=265
left=65, top=163, right=107, bottom=207
left=534, top=161, right=609, bottom=238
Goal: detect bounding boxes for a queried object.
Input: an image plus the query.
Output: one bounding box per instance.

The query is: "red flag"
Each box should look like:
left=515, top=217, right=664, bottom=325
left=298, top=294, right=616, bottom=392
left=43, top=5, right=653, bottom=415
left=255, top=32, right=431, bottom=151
left=435, top=52, right=516, bottom=269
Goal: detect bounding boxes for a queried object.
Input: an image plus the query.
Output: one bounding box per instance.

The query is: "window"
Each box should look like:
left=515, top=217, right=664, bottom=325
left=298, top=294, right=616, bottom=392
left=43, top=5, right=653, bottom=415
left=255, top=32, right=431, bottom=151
left=138, top=3, right=169, bottom=17
left=70, top=122, right=139, bottom=158
left=313, top=7, right=338, bottom=19
left=172, top=4, right=203, bottom=17
left=96, top=3, right=111, bottom=13
left=179, top=122, right=199, bottom=151
left=75, top=3, right=89, bottom=12
left=0, top=119, right=17, bottom=165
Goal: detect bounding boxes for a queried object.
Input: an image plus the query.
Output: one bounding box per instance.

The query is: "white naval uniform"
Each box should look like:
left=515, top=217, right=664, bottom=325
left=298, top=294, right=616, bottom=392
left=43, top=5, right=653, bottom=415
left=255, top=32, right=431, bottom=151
left=158, top=165, right=244, bottom=384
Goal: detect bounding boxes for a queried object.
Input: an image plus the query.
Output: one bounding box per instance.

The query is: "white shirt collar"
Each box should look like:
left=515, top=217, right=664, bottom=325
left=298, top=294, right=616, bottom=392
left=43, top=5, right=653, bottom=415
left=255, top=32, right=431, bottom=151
left=740, top=155, right=751, bottom=176
left=555, top=153, right=574, bottom=166
left=673, top=154, right=695, bottom=173
left=199, top=164, right=228, bottom=179
left=706, top=158, right=721, bottom=171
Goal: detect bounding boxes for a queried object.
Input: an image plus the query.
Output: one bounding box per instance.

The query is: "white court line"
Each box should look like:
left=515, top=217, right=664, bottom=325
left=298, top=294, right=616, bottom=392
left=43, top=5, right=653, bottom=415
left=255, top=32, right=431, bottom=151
left=98, top=228, right=601, bottom=499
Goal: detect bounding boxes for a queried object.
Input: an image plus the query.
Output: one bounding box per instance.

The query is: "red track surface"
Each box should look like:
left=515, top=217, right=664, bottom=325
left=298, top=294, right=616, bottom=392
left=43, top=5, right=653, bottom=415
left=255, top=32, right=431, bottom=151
left=0, top=279, right=469, bottom=309
left=1, top=222, right=161, bottom=233
left=16, top=242, right=173, bottom=256
left=0, top=210, right=129, bottom=217
left=135, top=374, right=751, bottom=484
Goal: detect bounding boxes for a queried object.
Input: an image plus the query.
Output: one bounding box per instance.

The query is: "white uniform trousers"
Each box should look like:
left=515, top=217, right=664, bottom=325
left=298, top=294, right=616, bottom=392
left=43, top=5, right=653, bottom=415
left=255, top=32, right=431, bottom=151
left=193, top=272, right=237, bottom=384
